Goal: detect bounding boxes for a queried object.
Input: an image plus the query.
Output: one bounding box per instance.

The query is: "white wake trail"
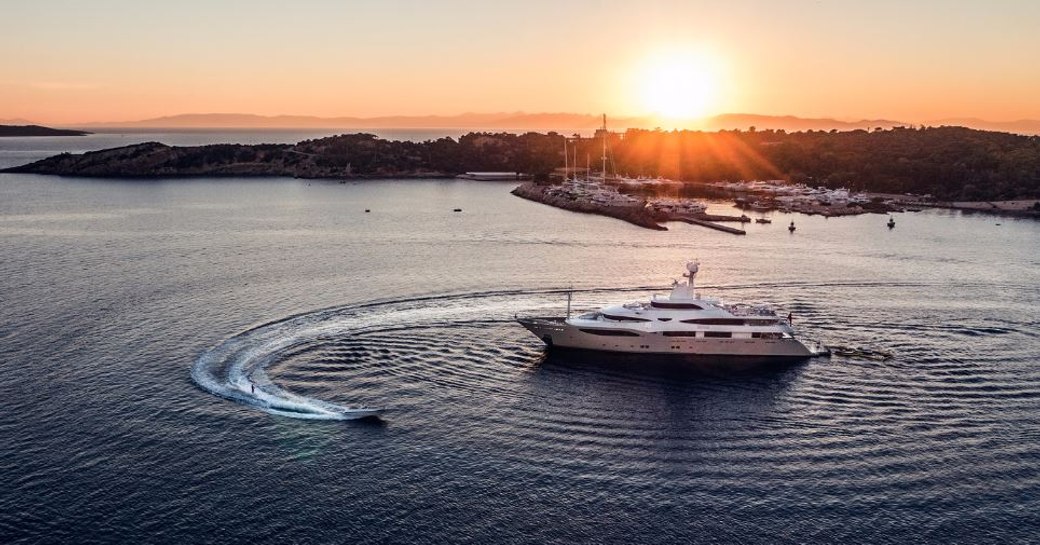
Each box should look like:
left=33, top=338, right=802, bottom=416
left=192, top=307, right=387, bottom=420
left=192, top=287, right=665, bottom=420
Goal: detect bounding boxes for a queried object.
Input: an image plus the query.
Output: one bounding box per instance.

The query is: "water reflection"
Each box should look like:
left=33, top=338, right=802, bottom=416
left=525, top=347, right=806, bottom=423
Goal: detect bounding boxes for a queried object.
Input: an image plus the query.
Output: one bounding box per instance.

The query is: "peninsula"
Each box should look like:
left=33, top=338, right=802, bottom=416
left=2, top=133, right=558, bottom=178
left=0, top=124, right=91, bottom=137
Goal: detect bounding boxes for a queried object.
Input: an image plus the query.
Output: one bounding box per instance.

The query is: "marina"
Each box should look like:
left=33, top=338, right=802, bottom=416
left=711, top=179, right=924, bottom=217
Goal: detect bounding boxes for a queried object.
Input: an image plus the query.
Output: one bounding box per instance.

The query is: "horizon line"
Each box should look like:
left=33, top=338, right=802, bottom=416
left=5, top=111, right=1040, bottom=136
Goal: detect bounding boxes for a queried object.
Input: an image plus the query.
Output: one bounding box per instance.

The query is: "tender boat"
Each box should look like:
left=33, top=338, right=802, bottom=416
left=518, top=262, right=828, bottom=363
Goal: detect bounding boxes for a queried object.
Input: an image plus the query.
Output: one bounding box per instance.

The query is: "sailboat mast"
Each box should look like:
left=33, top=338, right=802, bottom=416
left=563, top=135, right=569, bottom=181
left=573, top=141, right=578, bottom=177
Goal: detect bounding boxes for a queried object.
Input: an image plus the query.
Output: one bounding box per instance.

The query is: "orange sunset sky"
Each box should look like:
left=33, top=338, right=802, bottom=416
left=3, top=0, right=1040, bottom=125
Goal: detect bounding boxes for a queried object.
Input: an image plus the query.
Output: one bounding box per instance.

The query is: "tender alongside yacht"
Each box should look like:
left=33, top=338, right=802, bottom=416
left=518, top=262, right=828, bottom=362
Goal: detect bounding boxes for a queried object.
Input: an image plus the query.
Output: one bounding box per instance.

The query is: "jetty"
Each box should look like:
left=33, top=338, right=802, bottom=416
left=677, top=217, right=746, bottom=235
left=456, top=171, right=531, bottom=181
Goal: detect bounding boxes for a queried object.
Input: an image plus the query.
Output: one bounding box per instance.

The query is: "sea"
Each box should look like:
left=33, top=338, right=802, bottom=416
left=1, top=130, right=1039, bottom=544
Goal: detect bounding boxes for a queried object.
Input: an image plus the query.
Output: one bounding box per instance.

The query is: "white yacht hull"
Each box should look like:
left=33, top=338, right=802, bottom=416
left=518, top=317, right=825, bottom=360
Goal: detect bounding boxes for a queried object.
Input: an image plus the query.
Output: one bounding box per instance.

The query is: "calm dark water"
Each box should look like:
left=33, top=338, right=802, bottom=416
left=1, top=134, right=1039, bottom=544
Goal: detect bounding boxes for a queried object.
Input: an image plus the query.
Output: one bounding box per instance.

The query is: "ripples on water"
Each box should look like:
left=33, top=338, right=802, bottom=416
left=1, top=133, right=1039, bottom=543
left=185, top=281, right=1040, bottom=543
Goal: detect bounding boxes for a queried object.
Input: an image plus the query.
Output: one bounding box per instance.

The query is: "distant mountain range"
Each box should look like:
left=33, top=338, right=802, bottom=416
left=695, top=114, right=908, bottom=132
left=73, top=112, right=909, bottom=132
left=928, top=118, right=1040, bottom=135
left=7, top=112, right=1040, bottom=135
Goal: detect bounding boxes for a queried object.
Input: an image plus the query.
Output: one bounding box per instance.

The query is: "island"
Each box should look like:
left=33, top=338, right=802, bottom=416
left=0, top=124, right=91, bottom=137
left=1, top=133, right=556, bottom=178
left=5, top=127, right=1038, bottom=225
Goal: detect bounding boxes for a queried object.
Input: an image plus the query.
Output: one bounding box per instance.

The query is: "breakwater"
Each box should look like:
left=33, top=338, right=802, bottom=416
left=511, top=181, right=749, bottom=234
left=511, top=182, right=666, bottom=230
left=677, top=217, right=746, bottom=235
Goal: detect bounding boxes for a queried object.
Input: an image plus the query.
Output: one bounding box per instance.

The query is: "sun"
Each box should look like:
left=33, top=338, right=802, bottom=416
left=637, top=51, right=722, bottom=121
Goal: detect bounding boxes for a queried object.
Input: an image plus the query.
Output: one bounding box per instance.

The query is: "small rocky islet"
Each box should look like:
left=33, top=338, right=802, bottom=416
left=0, top=124, right=91, bottom=137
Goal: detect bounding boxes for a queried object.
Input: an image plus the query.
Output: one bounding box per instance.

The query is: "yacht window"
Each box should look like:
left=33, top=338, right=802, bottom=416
left=579, top=328, right=640, bottom=337
left=703, top=331, right=733, bottom=338
left=602, top=313, right=651, bottom=323
left=657, top=318, right=672, bottom=322
left=662, top=331, right=698, bottom=337
left=746, top=319, right=779, bottom=326
left=752, top=332, right=783, bottom=339
left=650, top=301, right=704, bottom=310
left=681, top=318, right=746, bottom=326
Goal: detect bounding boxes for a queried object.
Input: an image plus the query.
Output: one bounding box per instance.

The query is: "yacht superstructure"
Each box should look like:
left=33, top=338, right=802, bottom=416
left=518, top=262, right=827, bottom=361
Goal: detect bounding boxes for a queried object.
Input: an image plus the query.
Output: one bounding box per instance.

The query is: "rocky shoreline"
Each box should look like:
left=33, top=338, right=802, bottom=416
left=927, top=199, right=1040, bottom=217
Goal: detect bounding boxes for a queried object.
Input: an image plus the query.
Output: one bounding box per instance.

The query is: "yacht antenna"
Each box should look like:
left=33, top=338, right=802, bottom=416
left=684, top=260, right=700, bottom=289
left=566, top=290, right=573, bottom=318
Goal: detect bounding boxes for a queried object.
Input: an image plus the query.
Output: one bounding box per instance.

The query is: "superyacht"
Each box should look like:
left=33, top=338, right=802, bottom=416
left=518, top=262, right=828, bottom=361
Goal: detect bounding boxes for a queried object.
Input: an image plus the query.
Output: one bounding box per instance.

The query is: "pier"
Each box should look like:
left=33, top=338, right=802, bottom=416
left=677, top=217, right=747, bottom=235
